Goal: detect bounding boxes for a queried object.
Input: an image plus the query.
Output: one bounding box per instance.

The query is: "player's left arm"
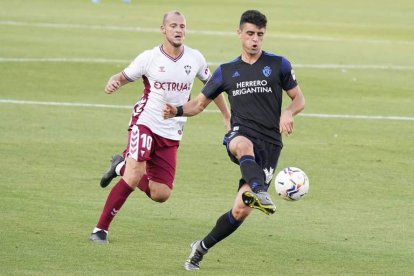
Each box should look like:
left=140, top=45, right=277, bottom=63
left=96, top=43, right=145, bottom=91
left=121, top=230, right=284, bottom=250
left=280, top=85, right=305, bottom=136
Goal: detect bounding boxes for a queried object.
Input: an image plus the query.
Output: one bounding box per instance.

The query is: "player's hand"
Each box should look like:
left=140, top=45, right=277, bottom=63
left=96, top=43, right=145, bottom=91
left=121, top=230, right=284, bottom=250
left=105, top=80, right=121, bottom=94
left=279, top=109, right=294, bottom=136
left=163, top=103, right=177, bottom=119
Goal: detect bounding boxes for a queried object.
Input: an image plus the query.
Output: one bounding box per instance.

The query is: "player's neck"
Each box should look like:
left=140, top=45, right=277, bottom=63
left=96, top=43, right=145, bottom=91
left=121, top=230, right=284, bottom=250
left=161, top=43, right=184, bottom=59
left=241, top=51, right=262, bottom=65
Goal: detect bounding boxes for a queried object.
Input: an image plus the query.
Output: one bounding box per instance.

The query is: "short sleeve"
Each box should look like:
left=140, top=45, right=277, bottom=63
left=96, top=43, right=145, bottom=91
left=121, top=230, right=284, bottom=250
left=201, top=66, right=224, bottom=99
left=194, top=50, right=211, bottom=82
left=122, top=50, right=152, bottom=82
left=280, top=57, right=298, bottom=91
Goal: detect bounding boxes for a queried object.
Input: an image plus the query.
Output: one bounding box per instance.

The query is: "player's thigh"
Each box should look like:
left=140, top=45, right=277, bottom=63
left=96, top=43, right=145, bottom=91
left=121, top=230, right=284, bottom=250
left=145, top=145, right=177, bottom=202
left=122, top=125, right=155, bottom=187
left=123, top=157, right=146, bottom=188
left=228, top=135, right=254, bottom=159
left=124, top=125, right=155, bottom=162
left=147, top=140, right=178, bottom=191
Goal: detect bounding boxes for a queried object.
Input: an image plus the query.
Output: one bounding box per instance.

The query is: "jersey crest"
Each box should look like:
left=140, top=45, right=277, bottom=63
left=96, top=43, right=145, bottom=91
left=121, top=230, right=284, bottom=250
left=262, top=66, right=272, bottom=77
left=184, top=65, right=192, bottom=75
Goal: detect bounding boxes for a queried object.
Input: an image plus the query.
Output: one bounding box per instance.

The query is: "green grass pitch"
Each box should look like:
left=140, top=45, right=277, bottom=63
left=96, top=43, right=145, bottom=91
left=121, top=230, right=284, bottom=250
left=0, top=0, right=413, bottom=275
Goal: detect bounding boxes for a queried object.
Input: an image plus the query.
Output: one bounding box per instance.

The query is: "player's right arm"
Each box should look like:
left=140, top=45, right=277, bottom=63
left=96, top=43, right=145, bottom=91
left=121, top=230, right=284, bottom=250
left=105, top=50, right=150, bottom=94
left=163, top=64, right=224, bottom=119
left=105, top=72, right=131, bottom=94
left=212, top=94, right=231, bottom=131
left=163, top=93, right=212, bottom=118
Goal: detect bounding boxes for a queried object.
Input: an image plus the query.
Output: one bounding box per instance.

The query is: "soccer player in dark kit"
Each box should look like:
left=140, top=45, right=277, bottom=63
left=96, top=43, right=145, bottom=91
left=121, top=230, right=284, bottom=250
left=163, top=10, right=305, bottom=270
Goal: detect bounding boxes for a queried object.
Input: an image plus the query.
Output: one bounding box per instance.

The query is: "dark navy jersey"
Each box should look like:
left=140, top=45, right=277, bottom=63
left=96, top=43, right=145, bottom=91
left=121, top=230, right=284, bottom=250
left=202, top=51, right=298, bottom=145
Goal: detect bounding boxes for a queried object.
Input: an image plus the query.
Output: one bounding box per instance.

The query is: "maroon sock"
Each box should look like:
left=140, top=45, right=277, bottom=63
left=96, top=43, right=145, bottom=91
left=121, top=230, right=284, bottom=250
left=137, top=174, right=151, bottom=198
left=96, top=179, right=133, bottom=231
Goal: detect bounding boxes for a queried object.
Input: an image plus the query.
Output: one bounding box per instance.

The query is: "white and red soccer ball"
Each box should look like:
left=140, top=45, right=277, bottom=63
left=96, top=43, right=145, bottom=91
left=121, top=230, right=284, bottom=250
left=275, top=167, right=309, bottom=201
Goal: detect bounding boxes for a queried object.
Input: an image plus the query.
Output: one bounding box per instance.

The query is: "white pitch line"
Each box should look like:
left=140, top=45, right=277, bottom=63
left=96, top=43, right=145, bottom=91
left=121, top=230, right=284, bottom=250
left=299, top=113, right=414, bottom=121
left=1, top=20, right=413, bottom=45
left=1, top=57, right=413, bottom=71
left=1, top=99, right=413, bottom=121
left=0, top=57, right=130, bottom=64
left=0, top=99, right=131, bottom=109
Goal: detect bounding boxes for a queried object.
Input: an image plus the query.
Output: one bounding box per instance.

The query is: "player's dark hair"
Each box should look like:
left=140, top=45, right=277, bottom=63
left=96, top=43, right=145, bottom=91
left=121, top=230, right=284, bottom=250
left=239, top=10, right=267, bottom=29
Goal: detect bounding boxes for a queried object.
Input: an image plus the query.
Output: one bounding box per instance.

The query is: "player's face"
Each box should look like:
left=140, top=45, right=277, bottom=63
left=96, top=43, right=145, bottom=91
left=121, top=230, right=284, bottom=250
left=238, top=23, right=265, bottom=56
left=161, top=14, right=186, bottom=48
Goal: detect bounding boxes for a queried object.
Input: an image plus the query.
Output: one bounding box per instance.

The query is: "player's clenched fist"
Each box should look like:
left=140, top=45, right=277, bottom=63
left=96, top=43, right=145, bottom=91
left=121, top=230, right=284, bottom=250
left=105, top=79, right=121, bottom=94
left=163, top=103, right=177, bottom=119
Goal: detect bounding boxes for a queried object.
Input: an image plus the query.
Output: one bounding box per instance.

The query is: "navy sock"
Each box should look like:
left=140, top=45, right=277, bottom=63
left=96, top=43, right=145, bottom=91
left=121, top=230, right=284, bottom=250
left=202, top=210, right=243, bottom=249
left=239, top=155, right=265, bottom=193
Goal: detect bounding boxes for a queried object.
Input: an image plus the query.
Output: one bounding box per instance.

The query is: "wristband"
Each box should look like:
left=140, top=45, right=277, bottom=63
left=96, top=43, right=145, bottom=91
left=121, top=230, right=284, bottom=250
left=175, top=106, right=184, bottom=117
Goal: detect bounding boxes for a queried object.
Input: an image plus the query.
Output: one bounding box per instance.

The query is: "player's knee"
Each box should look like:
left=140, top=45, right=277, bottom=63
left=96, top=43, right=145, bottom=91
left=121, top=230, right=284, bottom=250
left=149, top=184, right=171, bottom=203
left=151, top=192, right=170, bottom=203
left=229, top=137, right=254, bottom=159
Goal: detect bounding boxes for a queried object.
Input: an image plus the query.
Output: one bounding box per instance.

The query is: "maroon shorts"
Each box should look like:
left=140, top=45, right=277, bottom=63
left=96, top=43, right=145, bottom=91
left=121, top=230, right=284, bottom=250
left=123, top=124, right=179, bottom=188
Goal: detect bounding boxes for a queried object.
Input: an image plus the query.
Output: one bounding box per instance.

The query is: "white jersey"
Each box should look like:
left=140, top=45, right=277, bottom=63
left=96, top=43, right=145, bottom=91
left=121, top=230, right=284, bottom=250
left=123, top=45, right=210, bottom=141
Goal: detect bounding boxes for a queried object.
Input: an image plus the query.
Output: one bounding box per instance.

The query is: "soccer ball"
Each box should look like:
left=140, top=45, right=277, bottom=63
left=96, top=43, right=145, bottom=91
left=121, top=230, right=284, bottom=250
left=275, top=167, right=309, bottom=201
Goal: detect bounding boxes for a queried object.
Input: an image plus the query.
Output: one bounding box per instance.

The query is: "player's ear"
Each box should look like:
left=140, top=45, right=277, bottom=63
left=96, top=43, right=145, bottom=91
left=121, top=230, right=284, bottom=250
left=237, top=28, right=242, bottom=39
left=160, top=25, right=166, bottom=34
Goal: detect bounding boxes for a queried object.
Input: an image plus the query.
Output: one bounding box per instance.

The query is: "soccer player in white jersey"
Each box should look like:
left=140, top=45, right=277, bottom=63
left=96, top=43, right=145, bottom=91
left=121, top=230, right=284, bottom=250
left=89, top=10, right=230, bottom=244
